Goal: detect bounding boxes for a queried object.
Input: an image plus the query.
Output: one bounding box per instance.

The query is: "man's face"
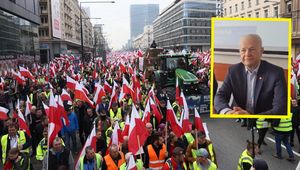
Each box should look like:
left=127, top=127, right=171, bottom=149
left=86, top=149, right=95, bottom=160
left=197, top=156, right=206, bottom=164
left=174, top=152, right=185, bottom=163
left=146, top=124, right=153, bottom=133
left=110, top=149, right=119, bottom=159
left=87, top=108, right=93, bottom=116
left=53, top=140, right=63, bottom=152
left=158, top=136, right=164, bottom=146
left=8, top=152, right=18, bottom=161
left=8, top=126, right=17, bottom=136
left=197, top=136, right=206, bottom=145
left=240, top=36, right=263, bottom=69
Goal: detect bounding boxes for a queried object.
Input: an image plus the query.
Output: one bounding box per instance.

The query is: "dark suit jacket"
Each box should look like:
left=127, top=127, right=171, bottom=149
left=214, top=60, right=287, bottom=115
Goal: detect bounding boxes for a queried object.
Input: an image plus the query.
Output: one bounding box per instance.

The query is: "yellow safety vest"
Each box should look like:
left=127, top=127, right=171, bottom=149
left=256, top=118, right=270, bottom=129
left=79, top=153, right=102, bottom=170
left=172, top=102, right=181, bottom=119
left=36, top=138, right=47, bottom=161
left=109, top=108, right=122, bottom=121
left=184, top=133, right=195, bottom=144
left=273, top=118, right=293, bottom=132
left=1, top=131, right=30, bottom=164
left=119, top=159, right=144, bottom=170
left=237, top=149, right=253, bottom=170
left=192, top=160, right=217, bottom=170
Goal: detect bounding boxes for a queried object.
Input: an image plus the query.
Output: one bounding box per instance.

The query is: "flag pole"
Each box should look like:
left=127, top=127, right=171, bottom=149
left=195, top=129, right=198, bottom=150
left=165, top=122, right=168, bottom=147
left=137, top=135, right=143, bottom=164
left=47, top=124, right=50, bottom=170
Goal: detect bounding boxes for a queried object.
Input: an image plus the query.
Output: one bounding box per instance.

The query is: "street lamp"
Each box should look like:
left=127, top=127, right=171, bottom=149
left=80, top=1, right=115, bottom=62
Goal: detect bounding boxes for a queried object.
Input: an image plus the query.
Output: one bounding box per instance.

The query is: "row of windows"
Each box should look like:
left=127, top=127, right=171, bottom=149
left=183, top=2, right=216, bottom=10
left=226, top=0, right=261, bottom=15
left=41, top=16, right=48, bottom=24
left=225, top=6, right=278, bottom=18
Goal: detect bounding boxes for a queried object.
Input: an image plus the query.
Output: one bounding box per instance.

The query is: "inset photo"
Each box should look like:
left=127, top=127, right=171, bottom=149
left=210, top=18, right=291, bottom=118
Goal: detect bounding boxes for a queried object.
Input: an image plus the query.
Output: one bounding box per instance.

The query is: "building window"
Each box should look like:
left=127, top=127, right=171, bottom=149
left=256, top=0, right=259, bottom=5
left=264, top=9, right=268, bottom=18
left=274, top=6, right=278, bottom=18
left=287, top=1, right=292, bottom=13
left=235, top=4, right=238, bottom=13
left=256, top=11, right=259, bottom=17
left=224, top=8, right=227, bottom=16
left=241, top=2, right=244, bottom=10
left=230, top=6, right=232, bottom=14
left=241, top=15, right=244, bottom=18
left=248, top=13, right=251, bottom=18
left=248, top=0, right=251, bottom=8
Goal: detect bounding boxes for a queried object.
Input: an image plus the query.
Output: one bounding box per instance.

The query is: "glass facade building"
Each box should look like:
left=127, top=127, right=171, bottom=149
left=153, top=0, right=216, bottom=51
left=0, top=0, right=40, bottom=67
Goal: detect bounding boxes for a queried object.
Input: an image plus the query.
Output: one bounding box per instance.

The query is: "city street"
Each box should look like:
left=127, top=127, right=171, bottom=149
left=203, top=114, right=299, bottom=170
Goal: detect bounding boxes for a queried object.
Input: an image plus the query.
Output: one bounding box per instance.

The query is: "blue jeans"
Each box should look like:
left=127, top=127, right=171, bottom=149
left=63, top=131, right=77, bottom=153
left=275, top=132, right=294, bottom=158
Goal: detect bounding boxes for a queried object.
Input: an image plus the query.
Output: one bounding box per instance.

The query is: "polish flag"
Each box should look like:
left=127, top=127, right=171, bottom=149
left=61, top=89, right=72, bottom=102
left=176, top=77, right=183, bottom=106
left=16, top=101, right=31, bottom=137
left=127, top=155, right=138, bottom=170
left=48, top=93, right=63, bottom=146
left=92, top=69, right=98, bottom=80
left=146, top=86, right=160, bottom=106
left=166, top=100, right=183, bottom=138
left=75, top=126, right=97, bottom=170
left=104, top=80, right=112, bottom=94
left=119, top=63, right=127, bottom=73
left=122, top=115, right=130, bottom=137
left=19, top=66, right=36, bottom=83
left=119, top=76, right=134, bottom=102
left=57, top=95, right=70, bottom=126
left=25, top=96, right=32, bottom=117
left=128, top=105, right=149, bottom=155
left=180, top=92, right=191, bottom=133
left=142, top=99, right=151, bottom=124
left=0, top=106, right=9, bottom=120
left=149, top=97, right=162, bottom=123
left=66, top=76, right=77, bottom=90
left=93, top=85, right=106, bottom=105
left=42, top=102, right=49, bottom=116
left=74, top=83, right=94, bottom=108
left=194, top=108, right=205, bottom=132
left=137, top=49, right=143, bottom=57
left=11, top=69, right=25, bottom=85
left=108, top=82, right=119, bottom=109
left=111, top=121, right=123, bottom=146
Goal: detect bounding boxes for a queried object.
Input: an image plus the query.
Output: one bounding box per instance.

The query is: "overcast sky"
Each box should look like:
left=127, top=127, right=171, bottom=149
left=79, top=0, right=174, bottom=50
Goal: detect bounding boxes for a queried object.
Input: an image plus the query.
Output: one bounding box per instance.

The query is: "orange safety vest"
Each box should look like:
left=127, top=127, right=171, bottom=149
left=104, top=152, right=125, bottom=170
left=147, top=144, right=167, bottom=170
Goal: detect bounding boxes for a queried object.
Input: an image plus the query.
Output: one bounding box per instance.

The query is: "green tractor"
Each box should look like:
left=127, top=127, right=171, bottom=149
left=137, top=49, right=210, bottom=113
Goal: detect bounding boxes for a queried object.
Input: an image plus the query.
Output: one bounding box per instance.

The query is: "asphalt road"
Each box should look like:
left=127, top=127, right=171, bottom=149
left=202, top=114, right=299, bottom=170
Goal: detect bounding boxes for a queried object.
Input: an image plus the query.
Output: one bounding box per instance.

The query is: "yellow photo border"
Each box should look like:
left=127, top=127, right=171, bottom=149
left=210, top=17, right=292, bottom=119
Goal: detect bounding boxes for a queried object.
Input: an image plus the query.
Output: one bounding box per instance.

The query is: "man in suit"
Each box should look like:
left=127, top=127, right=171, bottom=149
left=214, top=34, right=287, bottom=115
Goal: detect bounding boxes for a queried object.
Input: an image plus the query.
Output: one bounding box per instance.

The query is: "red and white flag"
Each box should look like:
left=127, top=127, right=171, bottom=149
left=0, top=106, right=9, bottom=120
left=128, top=105, right=149, bottom=155
left=175, top=77, right=183, bottom=106
left=25, top=96, right=32, bottom=117
left=111, top=121, right=123, bottom=146
left=108, top=82, right=119, bottom=109
left=104, top=80, right=112, bottom=94
left=16, top=101, right=31, bottom=137
left=48, top=93, right=63, bottom=146
left=194, top=108, right=205, bottom=132
left=149, top=97, right=162, bottom=123
left=122, top=114, right=130, bottom=137
left=66, top=76, right=77, bottom=90
left=42, top=102, right=49, bottom=116
left=74, top=83, right=94, bottom=108
left=19, top=66, right=36, bottom=83
left=119, top=76, right=134, bottom=102
left=180, top=92, right=191, bottom=133
left=137, top=49, right=143, bottom=57
left=166, top=100, right=183, bottom=138
left=75, top=126, right=97, bottom=170
left=57, top=95, right=70, bottom=127
left=11, top=69, right=25, bottom=85
left=61, top=89, right=72, bottom=102
left=127, top=155, right=138, bottom=170
left=93, top=85, right=106, bottom=105
left=142, top=99, right=151, bottom=124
